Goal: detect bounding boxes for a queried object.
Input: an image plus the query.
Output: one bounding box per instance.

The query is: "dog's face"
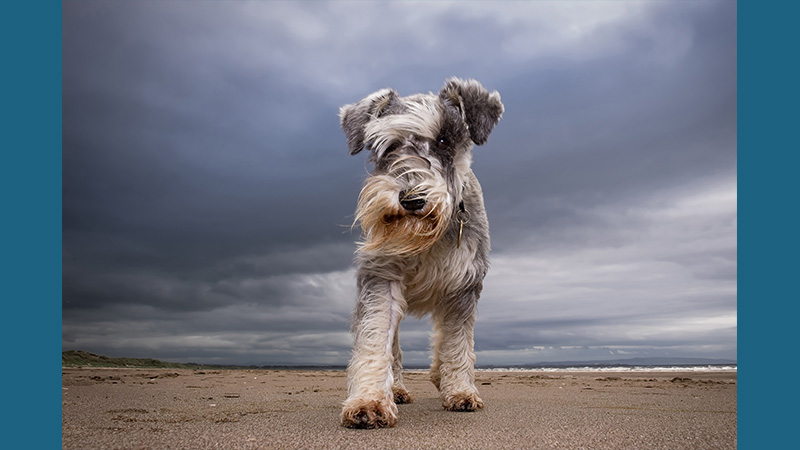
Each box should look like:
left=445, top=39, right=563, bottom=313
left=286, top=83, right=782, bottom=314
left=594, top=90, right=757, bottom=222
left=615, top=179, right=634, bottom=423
left=340, top=78, right=503, bottom=256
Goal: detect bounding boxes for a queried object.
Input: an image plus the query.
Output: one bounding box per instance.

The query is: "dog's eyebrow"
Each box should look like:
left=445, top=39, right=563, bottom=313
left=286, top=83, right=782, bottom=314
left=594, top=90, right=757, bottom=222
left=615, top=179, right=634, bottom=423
left=364, top=99, right=442, bottom=156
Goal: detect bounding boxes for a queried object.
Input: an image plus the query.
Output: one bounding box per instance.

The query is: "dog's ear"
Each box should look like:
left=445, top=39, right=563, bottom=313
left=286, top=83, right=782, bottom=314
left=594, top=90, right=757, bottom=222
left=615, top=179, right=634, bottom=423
left=438, top=78, right=504, bottom=146
left=339, top=88, right=400, bottom=155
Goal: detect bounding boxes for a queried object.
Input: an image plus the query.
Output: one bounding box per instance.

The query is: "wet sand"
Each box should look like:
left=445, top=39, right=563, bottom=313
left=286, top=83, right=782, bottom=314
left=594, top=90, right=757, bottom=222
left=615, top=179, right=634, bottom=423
left=62, top=367, right=736, bottom=449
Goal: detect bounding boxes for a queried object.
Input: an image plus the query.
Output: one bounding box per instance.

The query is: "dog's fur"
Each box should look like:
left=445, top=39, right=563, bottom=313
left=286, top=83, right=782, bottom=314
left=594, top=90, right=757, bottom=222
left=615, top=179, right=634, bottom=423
left=339, top=78, right=503, bottom=428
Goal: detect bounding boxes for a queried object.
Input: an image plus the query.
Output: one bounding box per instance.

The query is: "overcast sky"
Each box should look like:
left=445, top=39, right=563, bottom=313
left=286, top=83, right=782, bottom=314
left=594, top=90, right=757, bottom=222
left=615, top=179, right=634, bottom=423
left=62, top=0, right=736, bottom=366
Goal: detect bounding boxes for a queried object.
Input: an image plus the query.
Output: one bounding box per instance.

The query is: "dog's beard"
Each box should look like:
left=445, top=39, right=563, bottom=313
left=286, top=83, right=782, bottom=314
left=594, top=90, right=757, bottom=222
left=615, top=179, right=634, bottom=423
left=354, top=156, right=452, bottom=257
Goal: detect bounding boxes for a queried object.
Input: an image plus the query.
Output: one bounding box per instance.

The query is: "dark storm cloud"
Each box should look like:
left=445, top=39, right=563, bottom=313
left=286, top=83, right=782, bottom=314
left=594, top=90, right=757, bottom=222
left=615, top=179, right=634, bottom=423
left=480, top=4, right=736, bottom=252
left=63, top=2, right=363, bottom=287
left=63, top=1, right=736, bottom=365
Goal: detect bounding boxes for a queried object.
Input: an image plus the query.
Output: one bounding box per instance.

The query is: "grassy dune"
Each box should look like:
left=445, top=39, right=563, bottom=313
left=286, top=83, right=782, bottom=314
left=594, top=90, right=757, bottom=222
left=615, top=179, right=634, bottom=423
left=62, top=350, right=197, bottom=369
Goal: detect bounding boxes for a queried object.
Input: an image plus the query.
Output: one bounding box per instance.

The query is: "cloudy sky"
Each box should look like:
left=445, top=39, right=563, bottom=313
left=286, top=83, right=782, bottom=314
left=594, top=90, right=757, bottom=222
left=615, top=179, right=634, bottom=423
left=62, top=0, right=736, bottom=366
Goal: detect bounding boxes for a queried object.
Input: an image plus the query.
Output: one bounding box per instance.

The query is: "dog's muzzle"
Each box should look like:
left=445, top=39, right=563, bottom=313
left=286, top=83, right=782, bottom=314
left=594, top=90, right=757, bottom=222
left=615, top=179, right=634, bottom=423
left=399, top=191, right=426, bottom=212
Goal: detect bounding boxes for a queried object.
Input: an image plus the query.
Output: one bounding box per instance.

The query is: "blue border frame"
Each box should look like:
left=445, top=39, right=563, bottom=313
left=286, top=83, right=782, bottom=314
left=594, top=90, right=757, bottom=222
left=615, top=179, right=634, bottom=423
left=2, top=2, right=61, bottom=448
left=739, top=0, right=797, bottom=448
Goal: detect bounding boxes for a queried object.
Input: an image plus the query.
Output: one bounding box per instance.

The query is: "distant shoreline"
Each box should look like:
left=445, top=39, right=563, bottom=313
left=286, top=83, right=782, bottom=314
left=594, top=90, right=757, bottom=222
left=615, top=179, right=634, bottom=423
left=62, top=350, right=736, bottom=371
left=62, top=365, right=737, bottom=373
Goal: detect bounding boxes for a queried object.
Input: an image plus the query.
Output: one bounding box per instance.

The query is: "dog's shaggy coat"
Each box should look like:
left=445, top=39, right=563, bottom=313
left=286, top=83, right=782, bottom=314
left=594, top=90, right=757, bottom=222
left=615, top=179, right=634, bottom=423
left=339, top=78, right=503, bottom=428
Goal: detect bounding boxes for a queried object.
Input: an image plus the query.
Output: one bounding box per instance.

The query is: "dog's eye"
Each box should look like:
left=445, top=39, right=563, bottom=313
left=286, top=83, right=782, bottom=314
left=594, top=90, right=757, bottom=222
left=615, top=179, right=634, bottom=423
left=435, top=137, right=449, bottom=150
left=385, top=142, right=400, bottom=153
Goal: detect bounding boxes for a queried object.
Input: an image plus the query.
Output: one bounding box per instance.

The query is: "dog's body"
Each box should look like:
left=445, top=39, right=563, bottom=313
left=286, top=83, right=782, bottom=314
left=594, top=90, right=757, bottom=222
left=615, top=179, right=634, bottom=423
left=339, top=78, right=503, bottom=428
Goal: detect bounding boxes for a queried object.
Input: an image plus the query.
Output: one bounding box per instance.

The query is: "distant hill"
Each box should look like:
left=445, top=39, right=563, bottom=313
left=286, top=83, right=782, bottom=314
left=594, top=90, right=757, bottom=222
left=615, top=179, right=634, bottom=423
left=62, top=350, right=198, bottom=369
left=61, top=350, right=342, bottom=370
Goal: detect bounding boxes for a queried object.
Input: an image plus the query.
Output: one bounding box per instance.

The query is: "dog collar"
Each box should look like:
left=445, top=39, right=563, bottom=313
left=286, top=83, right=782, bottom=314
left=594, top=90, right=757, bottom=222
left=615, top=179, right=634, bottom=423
left=456, top=200, right=469, bottom=249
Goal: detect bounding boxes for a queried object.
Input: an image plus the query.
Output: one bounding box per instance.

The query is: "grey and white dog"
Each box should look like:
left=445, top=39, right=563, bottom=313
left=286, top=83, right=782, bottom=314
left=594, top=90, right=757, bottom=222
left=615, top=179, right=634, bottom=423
left=339, top=78, right=503, bottom=428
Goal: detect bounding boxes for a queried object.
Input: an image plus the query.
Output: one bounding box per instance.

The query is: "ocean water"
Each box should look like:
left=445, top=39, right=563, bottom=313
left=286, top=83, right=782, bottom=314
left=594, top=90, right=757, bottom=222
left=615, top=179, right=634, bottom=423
left=406, top=365, right=737, bottom=373
left=477, top=365, right=737, bottom=373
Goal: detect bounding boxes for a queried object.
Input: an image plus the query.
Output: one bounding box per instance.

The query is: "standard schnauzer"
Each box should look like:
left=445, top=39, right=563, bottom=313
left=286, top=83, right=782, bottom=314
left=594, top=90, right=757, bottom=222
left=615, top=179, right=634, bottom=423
left=338, top=78, right=503, bottom=428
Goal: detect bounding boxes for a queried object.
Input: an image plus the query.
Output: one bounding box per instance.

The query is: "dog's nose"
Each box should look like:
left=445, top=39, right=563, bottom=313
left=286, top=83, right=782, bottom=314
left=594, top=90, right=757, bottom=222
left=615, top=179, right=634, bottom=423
left=399, top=192, right=426, bottom=211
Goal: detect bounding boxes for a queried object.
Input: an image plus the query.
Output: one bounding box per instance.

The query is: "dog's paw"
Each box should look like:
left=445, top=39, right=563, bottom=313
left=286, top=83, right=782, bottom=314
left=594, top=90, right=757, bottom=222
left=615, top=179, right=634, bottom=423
left=393, top=386, right=413, bottom=404
left=341, top=399, right=398, bottom=429
left=443, top=392, right=484, bottom=412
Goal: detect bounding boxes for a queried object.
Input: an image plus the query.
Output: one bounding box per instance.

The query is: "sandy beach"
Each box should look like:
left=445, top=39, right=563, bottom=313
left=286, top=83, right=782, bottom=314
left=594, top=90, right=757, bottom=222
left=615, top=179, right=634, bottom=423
left=62, top=367, right=736, bottom=450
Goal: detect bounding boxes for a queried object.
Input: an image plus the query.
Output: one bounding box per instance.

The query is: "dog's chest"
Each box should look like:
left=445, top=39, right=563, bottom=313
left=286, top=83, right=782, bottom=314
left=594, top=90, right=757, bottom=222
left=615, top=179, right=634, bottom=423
left=401, top=239, right=479, bottom=315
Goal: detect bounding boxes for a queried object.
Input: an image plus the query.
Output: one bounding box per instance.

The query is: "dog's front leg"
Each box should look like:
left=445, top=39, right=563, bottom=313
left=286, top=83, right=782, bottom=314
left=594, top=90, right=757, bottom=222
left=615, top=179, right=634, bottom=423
left=391, top=324, right=413, bottom=404
left=432, top=292, right=484, bottom=412
left=341, top=278, right=406, bottom=428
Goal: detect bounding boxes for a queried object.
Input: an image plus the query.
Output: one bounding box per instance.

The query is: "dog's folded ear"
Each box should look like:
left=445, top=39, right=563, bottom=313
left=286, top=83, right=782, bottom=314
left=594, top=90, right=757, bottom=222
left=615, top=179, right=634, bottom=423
left=438, top=78, right=504, bottom=146
left=339, top=88, right=400, bottom=155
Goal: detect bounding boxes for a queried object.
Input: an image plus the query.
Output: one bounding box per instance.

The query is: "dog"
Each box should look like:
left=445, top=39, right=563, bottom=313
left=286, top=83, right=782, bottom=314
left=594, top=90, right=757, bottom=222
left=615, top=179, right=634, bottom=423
left=338, top=78, right=503, bottom=428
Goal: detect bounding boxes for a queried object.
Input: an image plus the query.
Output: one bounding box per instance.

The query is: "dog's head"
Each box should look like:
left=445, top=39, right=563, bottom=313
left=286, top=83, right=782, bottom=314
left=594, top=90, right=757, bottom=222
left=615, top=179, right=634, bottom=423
left=341, top=77, right=503, bottom=256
